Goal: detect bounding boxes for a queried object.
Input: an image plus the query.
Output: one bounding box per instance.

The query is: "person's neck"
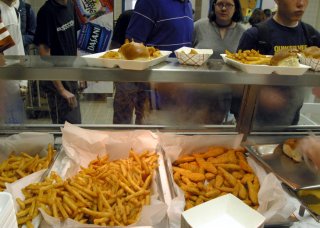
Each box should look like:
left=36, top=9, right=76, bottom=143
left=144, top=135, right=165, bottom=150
left=54, top=0, right=67, bottom=6
left=214, top=19, right=233, bottom=28
left=273, top=14, right=299, bottom=27
left=1, top=0, right=16, bottom=7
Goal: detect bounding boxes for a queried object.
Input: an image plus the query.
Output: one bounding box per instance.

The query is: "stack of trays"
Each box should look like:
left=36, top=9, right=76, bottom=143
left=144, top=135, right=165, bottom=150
left=0, top=192, right=18, bottom=228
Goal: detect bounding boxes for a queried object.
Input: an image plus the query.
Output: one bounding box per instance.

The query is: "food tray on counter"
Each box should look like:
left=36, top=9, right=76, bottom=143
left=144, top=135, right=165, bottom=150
left=175, top=47, right=213, bottom=66
left=246, top=144, right=320, bottom=190
left=82, top=49, right=172, bottom=70
left=43, top=147, right=171, bottom=227
left=220, top=54, right=310, bottom=75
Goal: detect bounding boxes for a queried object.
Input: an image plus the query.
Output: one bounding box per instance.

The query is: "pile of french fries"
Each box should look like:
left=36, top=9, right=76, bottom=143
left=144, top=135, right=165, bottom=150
left=226, top=49, right=271, bottom=65
left=172, top=146, right=260, bottom=210
left=16, top=149, right=159, bottom=227
left=0, top=144, right=55, bottom=191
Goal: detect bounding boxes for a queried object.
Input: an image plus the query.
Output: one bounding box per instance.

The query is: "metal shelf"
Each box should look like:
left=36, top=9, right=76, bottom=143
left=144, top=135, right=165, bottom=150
left=1, top=56, right=320, bottom=86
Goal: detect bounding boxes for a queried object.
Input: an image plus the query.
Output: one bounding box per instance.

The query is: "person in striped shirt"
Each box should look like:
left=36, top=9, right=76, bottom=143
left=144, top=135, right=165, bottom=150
left=126, top=0, right=193, bottom=52
left=124, top=0, right=194, bottom=124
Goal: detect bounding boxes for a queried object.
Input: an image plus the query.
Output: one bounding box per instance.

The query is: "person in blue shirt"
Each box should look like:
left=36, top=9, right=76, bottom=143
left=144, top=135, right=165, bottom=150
left=126, top=0, right=193, bottom=52
left=124, top=0, right=194, bottom=124
left=232, top=0, right=320, bottom=127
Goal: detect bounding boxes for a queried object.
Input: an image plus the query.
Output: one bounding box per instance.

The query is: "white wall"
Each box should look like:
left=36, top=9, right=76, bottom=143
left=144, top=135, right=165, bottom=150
left=303, top=0, right=320, bottom=29
left=261, top=0, right=275, bottom=10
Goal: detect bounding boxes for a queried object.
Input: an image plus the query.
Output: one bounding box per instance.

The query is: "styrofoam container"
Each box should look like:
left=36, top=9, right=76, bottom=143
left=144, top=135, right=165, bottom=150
left=298, top=54, right=320, bottom=71
left=175, top=47, right=213, bottom=66
left=221, top=54, right=311, bottom=75
left=3, top=209, right=18, bottom=228
left=181, top=194, right=265, bottom=228
left=0, top=192, right=17, bottom=228
left=82, top=49, right=172, bottom=70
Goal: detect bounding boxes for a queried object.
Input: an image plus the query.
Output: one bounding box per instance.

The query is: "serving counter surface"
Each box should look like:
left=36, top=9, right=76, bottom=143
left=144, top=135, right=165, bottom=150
left=1, top=56, right=320, bottom=86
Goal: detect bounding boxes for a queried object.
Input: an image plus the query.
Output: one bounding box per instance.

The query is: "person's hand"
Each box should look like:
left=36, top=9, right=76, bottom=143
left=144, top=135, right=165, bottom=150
left=298, top=136, right=320, bottom=172
left=60, top=90, right=78, bottom=109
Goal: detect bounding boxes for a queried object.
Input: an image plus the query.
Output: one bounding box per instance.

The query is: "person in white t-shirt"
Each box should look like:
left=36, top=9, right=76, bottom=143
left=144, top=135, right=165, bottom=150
left=0, top=0, right=26, bottom=123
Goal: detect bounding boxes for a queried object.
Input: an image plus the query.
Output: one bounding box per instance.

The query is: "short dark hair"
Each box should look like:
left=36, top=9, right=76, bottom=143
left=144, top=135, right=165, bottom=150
left=208, top=0, right=243, bottom=23
left=263, top=9, right=272, bottom=18
left=249, top=8, right=266, bottom=26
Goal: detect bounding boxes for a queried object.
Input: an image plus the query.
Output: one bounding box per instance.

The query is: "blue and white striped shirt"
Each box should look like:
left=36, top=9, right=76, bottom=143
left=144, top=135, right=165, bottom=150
left=126, top=0, right=194, bottom=51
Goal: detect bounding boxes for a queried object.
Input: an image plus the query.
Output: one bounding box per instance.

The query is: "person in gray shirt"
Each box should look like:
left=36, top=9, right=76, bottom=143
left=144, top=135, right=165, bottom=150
left=189, top=0, right=244, bottom=124
left=193, top=0, right=244, bottom=59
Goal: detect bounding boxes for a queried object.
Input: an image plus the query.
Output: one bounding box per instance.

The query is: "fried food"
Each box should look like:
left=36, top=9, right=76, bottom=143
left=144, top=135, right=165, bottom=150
left=16, top=150, right=158, bottom=227
left=100, top=51, right=121, bottom=59
left=0, top=144, right=56, bottom=191
left=225, top=49, right=271, bottom=65
left=172, top=146, right=260, bottom=210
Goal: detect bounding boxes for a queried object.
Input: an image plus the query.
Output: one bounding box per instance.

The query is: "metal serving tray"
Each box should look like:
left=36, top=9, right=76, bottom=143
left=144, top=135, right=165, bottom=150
left=282, top=184, right=320, bottom=223
left=246, top=144, right=320, bottom=190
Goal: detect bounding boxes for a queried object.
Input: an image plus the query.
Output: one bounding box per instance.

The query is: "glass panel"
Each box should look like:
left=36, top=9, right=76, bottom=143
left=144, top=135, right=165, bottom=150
left=251, top=86, right=320, bottom=131
left=6, top=80, right=235, bottom=126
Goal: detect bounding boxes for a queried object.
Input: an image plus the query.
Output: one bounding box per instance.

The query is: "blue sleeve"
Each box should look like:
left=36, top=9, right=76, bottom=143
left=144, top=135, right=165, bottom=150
left=23, top=7, right=36, bottom=46
left=125, top=0, right=156, bottom=43
left=237, top=27, right=260, bottom=51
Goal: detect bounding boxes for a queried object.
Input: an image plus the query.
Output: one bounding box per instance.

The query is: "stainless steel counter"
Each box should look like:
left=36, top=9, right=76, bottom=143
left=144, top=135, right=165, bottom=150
left=1, top=55, right=320, bottom=86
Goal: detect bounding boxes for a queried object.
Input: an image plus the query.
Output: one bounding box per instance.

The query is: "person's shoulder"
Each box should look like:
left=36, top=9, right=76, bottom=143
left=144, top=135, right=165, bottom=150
left=194, top=18, right=209, bottom=27
left=235, top=23, right=246, bottom=32
left=38, top=1, right=51, bottom=13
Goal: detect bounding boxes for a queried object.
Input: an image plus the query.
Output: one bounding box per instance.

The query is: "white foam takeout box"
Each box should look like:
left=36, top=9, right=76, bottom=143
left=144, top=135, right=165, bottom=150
left=298, top=54, right=320, bottom=72
left=221, top=54, right=311, bottom=75
left=175, top=47, right=213, bottom=66
left=181, top=193, right=265, bottom=228
left=0, top=192, right=18, bottom=228
left=82, top=49, right=172, bottom=70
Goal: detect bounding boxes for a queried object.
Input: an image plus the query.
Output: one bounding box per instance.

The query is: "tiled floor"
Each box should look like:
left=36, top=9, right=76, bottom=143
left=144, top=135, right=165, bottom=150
left=25, top=94, right=114, bottom=124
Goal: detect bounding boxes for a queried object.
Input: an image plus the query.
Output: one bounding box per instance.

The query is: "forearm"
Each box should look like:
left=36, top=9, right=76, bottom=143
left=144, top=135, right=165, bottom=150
left=53, top=81, right=67, bottom=96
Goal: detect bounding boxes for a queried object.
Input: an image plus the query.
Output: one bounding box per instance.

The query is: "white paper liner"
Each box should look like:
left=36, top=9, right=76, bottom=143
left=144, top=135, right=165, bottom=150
left=299, top=55, right=320, bottom=71
left=0, top=132, right=54, bottom=162
left=175, top=47, right=213, bottom=66
left=36, top=122, right=167, bottom=227
left=158, top=133, right=296, bottom=227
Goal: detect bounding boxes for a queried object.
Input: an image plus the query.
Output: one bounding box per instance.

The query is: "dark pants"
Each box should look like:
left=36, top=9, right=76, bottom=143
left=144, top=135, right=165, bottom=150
left=47, top=93, right=81, bottom=124
left=113, top=82, right=148, bottom=124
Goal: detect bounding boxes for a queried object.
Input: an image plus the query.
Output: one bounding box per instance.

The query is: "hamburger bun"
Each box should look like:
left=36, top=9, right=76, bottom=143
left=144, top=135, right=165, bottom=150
left=270, top=50, right=299, bottom=67
left=302, top=46, right=320, bottom=59
left=282, top=138, right=302, bottom=162
left=119, top=40, right=150, bottom=60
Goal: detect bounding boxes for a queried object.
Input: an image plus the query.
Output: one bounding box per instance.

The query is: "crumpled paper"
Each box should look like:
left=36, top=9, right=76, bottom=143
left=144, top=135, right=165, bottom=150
left=0, top=132, right=54, bottom=162
left=248, top=157, right=297, bottom=224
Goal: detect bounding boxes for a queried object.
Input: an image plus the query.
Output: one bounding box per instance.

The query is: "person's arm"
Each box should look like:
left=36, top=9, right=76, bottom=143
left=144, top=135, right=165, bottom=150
left=38, top=43, right=77, bottom=108
left=23, top=6, right=37, bottom=47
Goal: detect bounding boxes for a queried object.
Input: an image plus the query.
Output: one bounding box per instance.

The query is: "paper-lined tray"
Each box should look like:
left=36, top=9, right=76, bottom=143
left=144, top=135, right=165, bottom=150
left=246, top=144, right=320, bottom=190
left=6, top=124, right=169, bottom=228
left=82, top=49, right=171, bottom=70
left=175, top=47, right=213, bottom=66
left=221, top=54, right=310, bottom=75
left=158, top=133, right=296, bottom=227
